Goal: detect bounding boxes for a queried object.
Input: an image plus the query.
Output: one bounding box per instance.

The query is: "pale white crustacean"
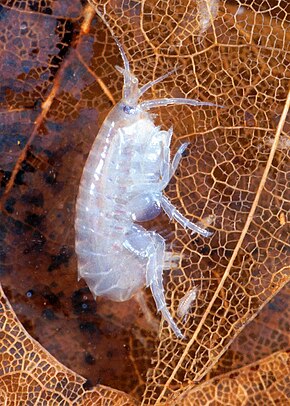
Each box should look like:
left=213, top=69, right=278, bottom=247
left=177, top=286, right=199, bottom=322
left=75, top=39, right=217, bottom=339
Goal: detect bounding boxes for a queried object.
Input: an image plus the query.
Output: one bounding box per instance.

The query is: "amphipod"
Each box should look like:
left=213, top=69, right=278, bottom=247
left=177, top=286, right=198, bottom=323
left=75, top=39, right=217, bottom=339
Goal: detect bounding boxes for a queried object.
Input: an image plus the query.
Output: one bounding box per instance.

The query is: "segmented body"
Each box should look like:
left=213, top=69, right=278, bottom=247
left=76, top=107, right=167, bottom=301
left=177, top=287, right=198, bottom=322
left=75, top=40, right=216, bottom=338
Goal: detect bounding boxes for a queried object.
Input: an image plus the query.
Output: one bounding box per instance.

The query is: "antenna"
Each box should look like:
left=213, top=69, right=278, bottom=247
left=113, top=36, right=130, bottom=73
left=140, top=67, right=178, bottom=96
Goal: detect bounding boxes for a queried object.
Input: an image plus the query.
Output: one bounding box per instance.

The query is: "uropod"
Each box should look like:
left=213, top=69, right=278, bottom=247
left=75, top=38, right=219, bottom=339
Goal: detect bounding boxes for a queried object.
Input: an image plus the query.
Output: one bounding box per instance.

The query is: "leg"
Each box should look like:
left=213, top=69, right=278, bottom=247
left=169, top=142, right=190, bottom=181
left=146, top=232, right=184, bottom=339
left=158, top=128, right=173, bottom=189
left=140, top=97, right=222, bottom=111
left=159, top=134, right=189, bottom=188
left=161, top=195, right=212, bottom=237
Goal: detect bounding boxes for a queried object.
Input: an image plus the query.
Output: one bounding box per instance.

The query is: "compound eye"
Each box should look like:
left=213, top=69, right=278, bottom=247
left=123, top=105, right=134, bottom=114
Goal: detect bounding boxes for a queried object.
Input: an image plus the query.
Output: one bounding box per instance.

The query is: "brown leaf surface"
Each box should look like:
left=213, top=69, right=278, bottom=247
left=0, top=0, right=289, bottom=404
left=208, top=282, right=290, bottom=379
left=1, top=282, right=289, bottom=405
left=168, top=349, right=290, bottom=405
left=0, top=285, right=136, bottom=405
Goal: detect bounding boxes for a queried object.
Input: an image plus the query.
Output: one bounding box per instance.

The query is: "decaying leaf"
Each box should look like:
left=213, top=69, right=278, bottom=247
left=0, top=0, right=289, bottom=405
left=1, top=283, right=289, bottom=404
left=168, top=350, right=290, bottom=405
left=208, top=282, right=290, bottom=379
left=0, top=285, right=136, bottom=405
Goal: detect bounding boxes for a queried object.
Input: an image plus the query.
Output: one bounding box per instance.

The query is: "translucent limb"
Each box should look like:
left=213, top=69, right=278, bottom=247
left=139, top=68, right=177, bottom=96
left=161, top=195, right=213, bottom=237
left=169, top=142, right=190, bottom=181
left=140, top=97, right=223, bottom=110
left=159, top=140, right=189, bottom=190
left=146, top=233, right=184, bottom=339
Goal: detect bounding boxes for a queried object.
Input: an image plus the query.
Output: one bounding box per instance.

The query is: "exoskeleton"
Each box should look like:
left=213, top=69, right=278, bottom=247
left=75, top=39, right=217, bottom=338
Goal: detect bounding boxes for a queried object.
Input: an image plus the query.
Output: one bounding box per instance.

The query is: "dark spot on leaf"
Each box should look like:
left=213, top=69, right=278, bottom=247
left=0, top=5, right=7, bottom=21
left=31, top=48, right=40, bottom=57
left=22, top=160, right=35, bottom=173
left=82, top=379, right=93, bottom=390
left=28, top=1, right=39, bottom=12
left=250, top=364, right=260, bottom=372
left=199, top=245, right=210, bottom=255
left=24, top=0, right=52, bottom=15
left=79, top=322, right=99, bottom=335
left=22, top=319, right=34, bottom=333
left=42, top=308, right=56, bottom=320
left=43, top=168, right=57, bottom=185
left=9, top=218, right=29, bottom=236
left=71, top=288, right=96, bottom=315
left=0, top=223, right=7, bottom=240
left=43, top=149, right=54, bottom=159
left=84, top=353, right=96, bottom=365
left=13, top=37, right=22, bottom=48
left=21, top=60, right=33, bottom=74
left=0, top=170, right=11, bottom=188
left=26, top=289, right=34, bottom=298
left=43, top=291, right=60, bottom=307
left=48, top=246, right=72, bottom=272
left=107, top=350, right=114, bottom=359
left=14, top=169, right=25, bottom=185
left=21, top=191, right=44, bottom=207
left=63, top=66, right=76, bottom=82
left=48, top=121, right=65, bottom=133
left=33, top=98, right=42, bottom=110
left=25, top=212, right=44, bottom=227
left=268, top=296, right=286, bottom=312
left=229, top=372, right=239, bottom=379
left=225, top=249, right=233, bottom=258
left=43, top=7, right=52, bottom=15
left=24, top=231, right=46, bottom=254
left=4, top=197, right=16, bottom=214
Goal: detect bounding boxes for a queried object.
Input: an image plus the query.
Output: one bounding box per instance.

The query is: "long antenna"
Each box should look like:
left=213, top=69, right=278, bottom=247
left=113, top=36, right=130, bottom=72
left=92, top=3, right=131, bottom=72
left=140, top=67, right=178, bottom=96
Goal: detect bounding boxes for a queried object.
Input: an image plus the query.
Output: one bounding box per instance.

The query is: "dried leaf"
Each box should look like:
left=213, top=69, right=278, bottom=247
left=0, top=285, right=136, bottom=405
left=0, top=0, right=289, bottom=404
left=168, top=350, right=290, bottom=405
left=209, top=282, right=290, bottom=378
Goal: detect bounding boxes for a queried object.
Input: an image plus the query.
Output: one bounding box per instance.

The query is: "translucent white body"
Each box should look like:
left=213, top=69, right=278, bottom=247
left=75, top=42, right=216, bottom=338
left=177, top=287, right=198, bottom=321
